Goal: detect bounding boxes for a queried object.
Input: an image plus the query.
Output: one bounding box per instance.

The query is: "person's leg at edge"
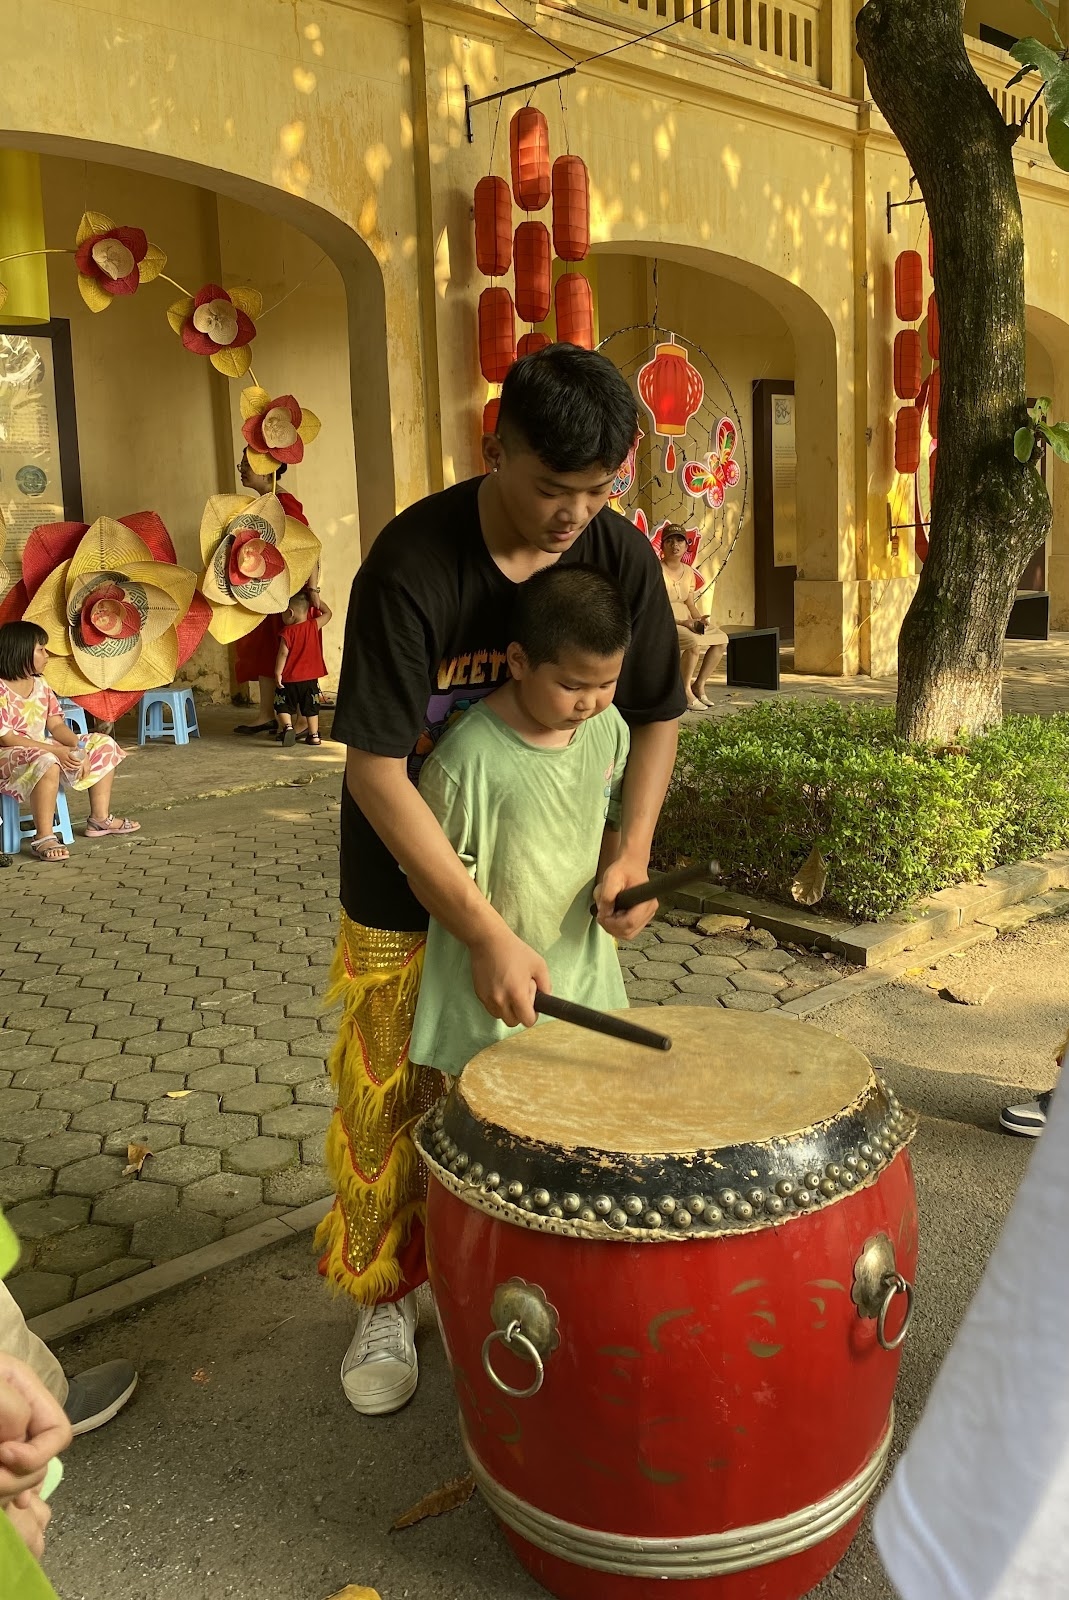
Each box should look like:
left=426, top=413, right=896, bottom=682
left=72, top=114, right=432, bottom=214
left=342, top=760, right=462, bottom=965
left=314, top=914, right=439, bottom=1415
left=680, top=645, right=703, bottom=710
left=0, top=1280, right=137, bottom=1435
left=30, top=763, right=61, bottom=846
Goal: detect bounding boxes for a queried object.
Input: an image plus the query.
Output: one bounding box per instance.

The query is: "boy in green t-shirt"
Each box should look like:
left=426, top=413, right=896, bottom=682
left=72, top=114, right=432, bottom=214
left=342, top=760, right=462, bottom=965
left=410, top=565, right=632, bottom=1076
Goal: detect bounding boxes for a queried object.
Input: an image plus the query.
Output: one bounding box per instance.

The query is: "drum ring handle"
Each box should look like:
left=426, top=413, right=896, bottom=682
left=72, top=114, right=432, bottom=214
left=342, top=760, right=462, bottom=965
left=877, top=1271, right=914, bottom=1352
left=482, top=1320, right=545, bottom=1399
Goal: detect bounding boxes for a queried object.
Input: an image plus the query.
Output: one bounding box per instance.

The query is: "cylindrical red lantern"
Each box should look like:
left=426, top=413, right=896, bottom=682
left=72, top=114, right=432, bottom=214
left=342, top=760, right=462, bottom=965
left=928, top=366, right=941, bottom=441
left=894, top=251, right=923, bottom=321
left=474, top=176, right=512, bottom=278
left=927, top=293, right=940, bottom=361
left=514, top=221, right=551, bottom=325
left=479, top=287, right=516, bottom=384
left=928, top=230, right=935, bottom=277
left=893, top=329, right=922, bottom=401
left=510, top=108, right=550, bottom=213
left=554, top=272, right=594, bottom=350
left=895, top=406, right=921, bottom=474
left=518, top=331, right=550, bottom=358
left=552, top=155, right=590, bottom=262
left=482, top=397, right=500, bottom=436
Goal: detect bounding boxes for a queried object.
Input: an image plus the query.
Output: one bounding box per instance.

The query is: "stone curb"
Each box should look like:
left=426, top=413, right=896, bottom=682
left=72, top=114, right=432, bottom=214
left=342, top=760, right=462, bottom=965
left=672, top=849, right=1069, bottom=969
left=27, top=1197, right=332, bottom=1343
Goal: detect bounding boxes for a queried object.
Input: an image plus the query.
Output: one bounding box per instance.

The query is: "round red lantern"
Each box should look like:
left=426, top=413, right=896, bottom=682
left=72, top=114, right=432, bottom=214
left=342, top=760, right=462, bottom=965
left=554, top=272, right=594, bottom=350
left=474, top=176, right=512, bottom=278
left=510, top=108, right=551, bottom=213
left=893, top=330, right=922, bottom=401
left=518, top=331, right=550, bottom=358
left=895, top=406, right=921, bottom=474
left=927, top=293, right=940, bottom=361
left=479, top=287, right=516, bottom=384
left=552, top=156, right=590, bottom=262
left=894, top=251, right=923, bottom=322
left=483, top=397, right=501, bottom=436
left=514, top=221, right=551, bottom=326
left=928, top=366, right=941, bottom=441
left=637, top=336, right=704, bottom=473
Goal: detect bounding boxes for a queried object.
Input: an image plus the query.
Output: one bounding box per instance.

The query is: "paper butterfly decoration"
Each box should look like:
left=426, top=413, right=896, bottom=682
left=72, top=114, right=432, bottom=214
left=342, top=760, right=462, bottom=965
left=610, top=427, right=644, bottom=503
left=681, top=418, right=742, bottom=509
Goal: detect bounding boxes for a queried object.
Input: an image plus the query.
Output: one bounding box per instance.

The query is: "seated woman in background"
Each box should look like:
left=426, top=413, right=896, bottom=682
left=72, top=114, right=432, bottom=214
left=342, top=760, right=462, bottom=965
left=0, top=622, right=139, bottom=862
left=659, top=524, right=728, bottom=710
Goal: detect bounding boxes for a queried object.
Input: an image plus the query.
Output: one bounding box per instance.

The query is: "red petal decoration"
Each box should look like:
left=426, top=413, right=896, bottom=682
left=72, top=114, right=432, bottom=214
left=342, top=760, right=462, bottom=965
left=231, top=310, right=257, bottom=348
left=0, top=580, right=28, bottom=627
left=175, top=591, right=211, bottom=669
left=73, top=239, right=97, bottom=274
left=111, top=226, right=148, bottom=262
left=182, top=324, right=219, bottom=356
left=194, top=282, right=229, bottom=307
left=105, top=271, right=141, bottom=297
left=118, top=512, right=178, bottom=565
left=20, top=522, right=87, bottom=599
left=267, top=437, right=304, bottom=465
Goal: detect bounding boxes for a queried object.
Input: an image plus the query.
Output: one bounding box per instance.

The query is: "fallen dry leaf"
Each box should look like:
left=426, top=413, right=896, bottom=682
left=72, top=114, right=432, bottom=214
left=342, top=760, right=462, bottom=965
left=326, top=1589, right=382, bottom=1600
left=791, top=846, right=828, bottom=907
left=165, top=1089, right=192, bottom=1099
left=191, top=1367, right=212, bottom=1385
left=390, top=1472, right=476, bottom=1532
left=122, top=1143, right=153, bottom=1177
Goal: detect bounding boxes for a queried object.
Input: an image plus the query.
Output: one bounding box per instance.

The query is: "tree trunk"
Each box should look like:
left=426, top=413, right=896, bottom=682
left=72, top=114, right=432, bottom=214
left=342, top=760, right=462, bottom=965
left=856, top=0, right=1051, bottom=742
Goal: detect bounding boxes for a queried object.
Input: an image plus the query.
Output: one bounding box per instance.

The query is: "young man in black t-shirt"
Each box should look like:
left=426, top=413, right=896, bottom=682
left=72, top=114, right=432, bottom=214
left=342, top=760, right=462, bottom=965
left=317, top=344, right=685, bottom=1417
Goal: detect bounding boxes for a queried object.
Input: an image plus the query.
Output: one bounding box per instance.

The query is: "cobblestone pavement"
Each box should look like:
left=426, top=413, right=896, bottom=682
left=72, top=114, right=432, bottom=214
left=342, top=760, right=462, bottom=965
left=620, top=912, right=855, bottom=1009
left=0, top=786, right=342, bottom=1317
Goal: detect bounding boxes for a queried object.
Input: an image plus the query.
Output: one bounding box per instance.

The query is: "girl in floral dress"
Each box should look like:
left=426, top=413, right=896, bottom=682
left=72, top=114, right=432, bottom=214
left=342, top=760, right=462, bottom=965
left=0, top=622, right=139, bottom=862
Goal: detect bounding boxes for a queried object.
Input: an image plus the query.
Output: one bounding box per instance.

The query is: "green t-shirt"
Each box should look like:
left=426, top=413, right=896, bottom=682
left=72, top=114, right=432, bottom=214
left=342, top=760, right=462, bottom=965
left=0, top=1211, right=61, bottom=1600
left=411, top=700, right=630, bottom=1076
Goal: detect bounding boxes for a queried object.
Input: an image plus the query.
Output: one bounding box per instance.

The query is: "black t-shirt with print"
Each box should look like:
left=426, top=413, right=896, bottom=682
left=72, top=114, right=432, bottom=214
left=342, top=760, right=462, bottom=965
left=333, top=475, right=686, bottom=930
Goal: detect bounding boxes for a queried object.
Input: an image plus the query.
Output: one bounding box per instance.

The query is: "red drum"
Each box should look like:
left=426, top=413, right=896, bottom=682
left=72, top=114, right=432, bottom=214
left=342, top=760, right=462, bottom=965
left=417, top=1008, right=918, bottom=1600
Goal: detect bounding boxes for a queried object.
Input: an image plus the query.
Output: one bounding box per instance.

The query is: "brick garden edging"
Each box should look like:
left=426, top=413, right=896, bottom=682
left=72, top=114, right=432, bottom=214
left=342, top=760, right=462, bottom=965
left=671, top=849, right=1069, bottom=968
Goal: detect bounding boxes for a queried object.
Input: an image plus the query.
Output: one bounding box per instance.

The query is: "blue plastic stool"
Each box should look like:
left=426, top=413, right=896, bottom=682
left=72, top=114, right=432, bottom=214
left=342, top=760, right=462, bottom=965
left=138, top=687, right=200, bottom=746
left=58, top=699, right=89, bottom=736
left=1, top=790, right=75, bottom=855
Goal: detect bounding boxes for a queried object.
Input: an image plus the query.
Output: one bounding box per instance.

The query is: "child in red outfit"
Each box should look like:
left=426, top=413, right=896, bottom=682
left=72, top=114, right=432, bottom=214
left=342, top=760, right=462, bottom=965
left=274, top=585, right=333, bottom=747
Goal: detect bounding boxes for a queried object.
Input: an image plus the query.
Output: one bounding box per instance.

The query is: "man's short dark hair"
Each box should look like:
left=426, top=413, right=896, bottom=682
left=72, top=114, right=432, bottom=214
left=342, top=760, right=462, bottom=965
left=512, top=565, right=632, bottom=668
left=0, top=621, right=47, bottom=682
left=497, top=343, right=639, bottom=474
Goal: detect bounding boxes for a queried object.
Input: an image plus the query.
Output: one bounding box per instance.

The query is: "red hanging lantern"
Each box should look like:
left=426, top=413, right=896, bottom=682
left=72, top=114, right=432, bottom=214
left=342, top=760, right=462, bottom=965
left=518, top=331, right=550, bottom=358
left=928, top=230, right=936, bottom=277
left=928, top=366, right=941, bottom=441
left=895, top=406, right=921, bottom=474
left=894, top=251, right=923, bottom=321
left=552, top=155, right=590, bottom=262
left=636, top=336, right=705, bottom=474
left=514, top=221, right=551, bottom=325
left=893, top=329, right=922, bottom=401
left=510, top=108, right=551, bottom=213
left=482, top=397, right=501, bottom=436
left=478, top=287, right=516, bottom=384
left=927, top=293, right=940, bottom=361
left=554, top=272, right=594, bottom=351
left=474, top=176, right=512, bottom=278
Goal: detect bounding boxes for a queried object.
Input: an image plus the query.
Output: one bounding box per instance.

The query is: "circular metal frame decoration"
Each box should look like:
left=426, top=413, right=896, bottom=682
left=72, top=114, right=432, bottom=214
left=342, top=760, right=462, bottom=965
left=598, top=322, right=750, bottom=592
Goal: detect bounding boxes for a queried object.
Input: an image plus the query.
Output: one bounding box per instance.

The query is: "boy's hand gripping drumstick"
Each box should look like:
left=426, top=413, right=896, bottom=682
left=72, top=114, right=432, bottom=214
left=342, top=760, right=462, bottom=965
left=590, top=859, right=718, bottom=918
left=533, top=991, right=672, bottom=1052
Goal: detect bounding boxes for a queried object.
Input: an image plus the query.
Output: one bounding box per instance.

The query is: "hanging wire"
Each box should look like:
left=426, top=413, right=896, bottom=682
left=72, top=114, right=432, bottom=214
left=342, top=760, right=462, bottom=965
left=557, top=78, right=571, bottom=155
left=492, top=0, right=576, bottom=63
left=651, top=258, right=660, bottom=329
left=578, top=0, right=720, bottom=65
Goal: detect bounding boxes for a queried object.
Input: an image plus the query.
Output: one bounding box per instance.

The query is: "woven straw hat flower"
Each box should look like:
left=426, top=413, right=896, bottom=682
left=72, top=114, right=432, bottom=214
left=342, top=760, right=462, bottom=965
left=199, top=491, right=320, bottom=643
left=73, top=211, right=167, bottom=312
left=12, top=513, right=210, bottom=721
left=240, top=388, right=321, bottom=475
left=167, top=283, right=262, bottom=377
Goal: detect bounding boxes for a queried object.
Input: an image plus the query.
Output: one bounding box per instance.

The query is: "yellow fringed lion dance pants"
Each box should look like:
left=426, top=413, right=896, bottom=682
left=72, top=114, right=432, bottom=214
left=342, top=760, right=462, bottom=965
left=315, top=913, right=441, bottom=1306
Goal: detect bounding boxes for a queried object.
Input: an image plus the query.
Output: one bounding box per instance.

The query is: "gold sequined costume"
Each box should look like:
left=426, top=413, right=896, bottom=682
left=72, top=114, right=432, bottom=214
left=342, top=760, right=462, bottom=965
left=315, top=914, right=440, bottom=1305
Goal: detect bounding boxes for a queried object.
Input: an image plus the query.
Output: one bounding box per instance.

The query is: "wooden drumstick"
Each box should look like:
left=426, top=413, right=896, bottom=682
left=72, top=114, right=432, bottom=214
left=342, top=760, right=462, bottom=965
left=589, top=859, right=718, bottom=918
left=534, top=991, right=672, bottom=1052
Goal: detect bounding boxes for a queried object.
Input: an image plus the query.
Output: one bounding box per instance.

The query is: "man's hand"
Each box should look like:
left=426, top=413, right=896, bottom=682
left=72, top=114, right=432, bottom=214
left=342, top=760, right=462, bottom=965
left=593, top=854, right=658, bottom=942
left=470, top=929, right=551, bottom=1028
left=6, top=1492, right=51, bottom=1560
left=0, top=1358, right=71, bottom=1502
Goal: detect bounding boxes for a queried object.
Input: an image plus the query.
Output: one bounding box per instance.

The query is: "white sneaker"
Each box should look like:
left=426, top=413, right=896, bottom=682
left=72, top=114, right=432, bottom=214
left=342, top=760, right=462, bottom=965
left=340, top=1292, right=419, bottom=1415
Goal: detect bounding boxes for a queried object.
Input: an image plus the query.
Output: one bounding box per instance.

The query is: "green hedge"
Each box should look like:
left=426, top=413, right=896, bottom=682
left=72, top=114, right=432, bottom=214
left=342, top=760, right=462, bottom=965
left=654, top=701, right=1069, bottom=922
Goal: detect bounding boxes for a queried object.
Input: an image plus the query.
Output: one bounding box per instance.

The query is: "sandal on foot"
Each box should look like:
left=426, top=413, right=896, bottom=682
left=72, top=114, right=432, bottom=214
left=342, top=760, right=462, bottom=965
left=30, top=835, right=69, bottom=862
left=278, top=729, right=297, bottom=748
left=304, top=733, right=322, bottom=746
left=85, top=816, right=140, bottom=838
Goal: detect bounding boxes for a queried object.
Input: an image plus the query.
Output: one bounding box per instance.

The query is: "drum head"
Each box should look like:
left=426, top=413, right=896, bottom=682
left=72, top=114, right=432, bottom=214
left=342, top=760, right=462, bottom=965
left=460, top=1009, right=871, bottom=1156
left=417, top=1007, right=914, bottom=1241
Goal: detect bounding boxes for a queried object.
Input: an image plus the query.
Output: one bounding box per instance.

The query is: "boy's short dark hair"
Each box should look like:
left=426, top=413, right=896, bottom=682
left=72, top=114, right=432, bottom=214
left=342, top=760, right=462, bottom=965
left=497, top=344, right=639, bottom=475
left=0, top=621, right=47, bottom=681
left=513, top=565, right=632, bottom=668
